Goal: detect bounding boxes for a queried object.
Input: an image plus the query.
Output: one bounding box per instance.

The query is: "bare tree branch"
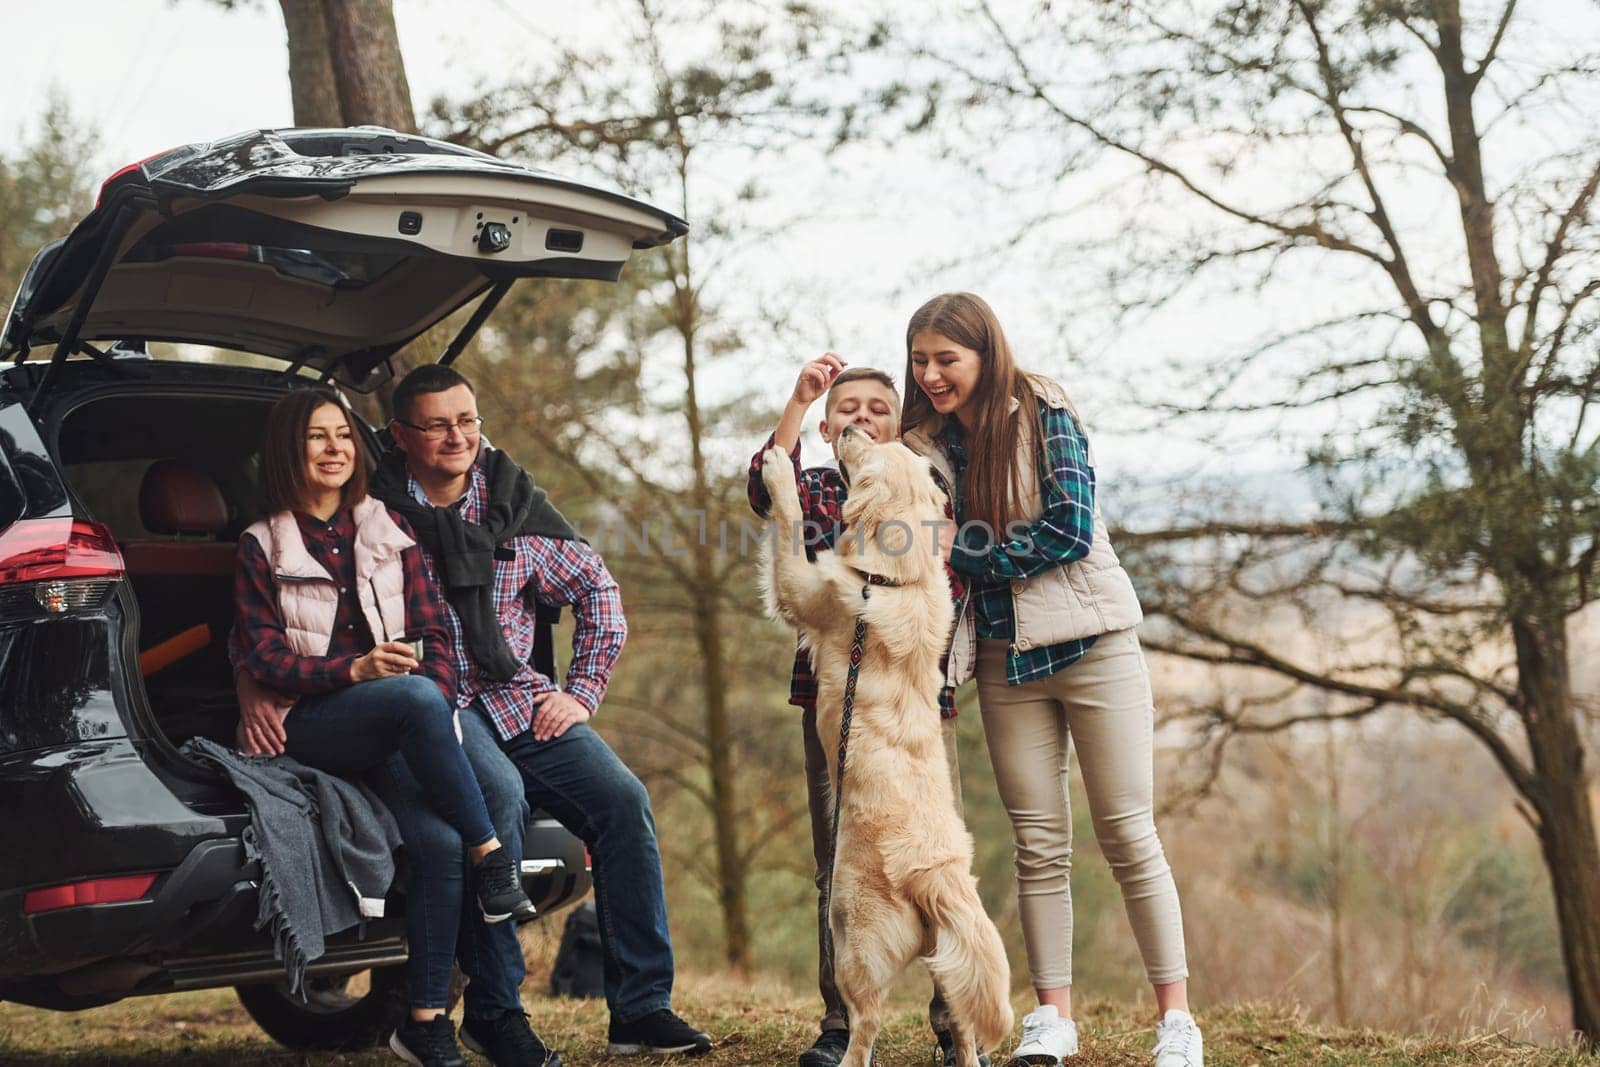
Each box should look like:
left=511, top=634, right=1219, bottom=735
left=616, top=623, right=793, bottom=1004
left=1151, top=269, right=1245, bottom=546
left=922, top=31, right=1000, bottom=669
left=1343, top=105, right=1453, bottom=171
left=966, top=2, right=1400, bottom=270
left=1113, top=520, right=1360, bottom=546
left=1516, top=155, right=1600, bottom=374
left=1291, top=0, right=1445, bottom=351
left=1472, top=0, right=1520, bottom=86
left=1145, top=611, right=1534, bottom=794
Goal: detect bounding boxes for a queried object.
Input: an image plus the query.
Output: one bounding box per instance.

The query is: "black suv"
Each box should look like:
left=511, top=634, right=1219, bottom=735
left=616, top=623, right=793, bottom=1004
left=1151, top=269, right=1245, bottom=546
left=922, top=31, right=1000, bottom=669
left=0, top=127, right=686, bottom=1051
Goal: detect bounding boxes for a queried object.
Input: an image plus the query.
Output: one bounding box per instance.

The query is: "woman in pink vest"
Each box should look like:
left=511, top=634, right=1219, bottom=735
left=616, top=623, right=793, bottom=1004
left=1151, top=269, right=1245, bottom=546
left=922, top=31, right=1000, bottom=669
left=902, top=294, right=1202, bottom=1067
left=231, top=387, right=533, bottom=1062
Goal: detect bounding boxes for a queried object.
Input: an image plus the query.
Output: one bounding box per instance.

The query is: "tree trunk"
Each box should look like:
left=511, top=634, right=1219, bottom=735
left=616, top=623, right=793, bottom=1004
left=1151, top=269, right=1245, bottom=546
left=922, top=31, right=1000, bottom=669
left=277, top=0, right=342, bottom=127
left=1434, top=1, right=1511, bottom=364
left=1325, top=728, right=1348, bottom=1025
left=319, top=0, right=417, bottom=132
left=692, top=582, right=748, bottom=970
left=1539, top=790, right=1600, bottom=1044
left=1515, top=615, right=1600, bottom=1044
left=670, top=217, right=750, bottom=970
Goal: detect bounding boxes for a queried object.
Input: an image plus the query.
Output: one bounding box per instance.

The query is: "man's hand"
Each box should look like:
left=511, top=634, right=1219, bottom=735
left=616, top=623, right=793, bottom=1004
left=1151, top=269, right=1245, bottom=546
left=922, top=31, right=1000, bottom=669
left=791, top=353, right=846, bottom=407
left=236, top=672, right=294, bottom=756
left=531, top=691, right=592, bottom=742
left=351, top=641, right=420, bottom=682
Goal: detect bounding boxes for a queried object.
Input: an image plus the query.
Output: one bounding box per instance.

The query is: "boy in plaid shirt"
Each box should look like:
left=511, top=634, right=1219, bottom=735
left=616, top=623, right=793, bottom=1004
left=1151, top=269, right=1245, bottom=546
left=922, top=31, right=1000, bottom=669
left=746, top=355, right=982, bottom=1067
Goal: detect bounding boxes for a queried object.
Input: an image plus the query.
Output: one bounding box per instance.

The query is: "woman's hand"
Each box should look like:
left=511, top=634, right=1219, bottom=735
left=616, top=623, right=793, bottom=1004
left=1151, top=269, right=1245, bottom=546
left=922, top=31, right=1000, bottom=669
left=236, top=672, right=294, bottom=756
left=351, top=641, right=420, bottom=683
left=791, top=353, right=846, bottom=407
left=935, top=518, right=957, bottom=562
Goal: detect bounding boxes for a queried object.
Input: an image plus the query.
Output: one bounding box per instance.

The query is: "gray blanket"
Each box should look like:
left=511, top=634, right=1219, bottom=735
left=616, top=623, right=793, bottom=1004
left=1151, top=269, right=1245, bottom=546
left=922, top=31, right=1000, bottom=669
left=181, top=739, right=403, bottom=994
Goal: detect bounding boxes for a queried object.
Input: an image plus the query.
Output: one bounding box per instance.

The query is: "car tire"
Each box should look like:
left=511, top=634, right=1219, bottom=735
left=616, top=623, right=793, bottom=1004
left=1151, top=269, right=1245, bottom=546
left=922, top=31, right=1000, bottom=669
left=235, top=965, right=409, bottom=1052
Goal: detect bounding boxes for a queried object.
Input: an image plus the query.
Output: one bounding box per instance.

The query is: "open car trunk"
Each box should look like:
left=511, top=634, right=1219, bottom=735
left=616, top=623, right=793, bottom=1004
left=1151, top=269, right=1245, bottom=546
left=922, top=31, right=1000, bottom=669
left=6, top=126, right=689, bottom=763
left=4, top=125, right=685, bottom=800
left=3, top=126, right=686, bottom=753
left=56, top=384, right=279, bottom=766
left=3, top=127, right=688, bottom=394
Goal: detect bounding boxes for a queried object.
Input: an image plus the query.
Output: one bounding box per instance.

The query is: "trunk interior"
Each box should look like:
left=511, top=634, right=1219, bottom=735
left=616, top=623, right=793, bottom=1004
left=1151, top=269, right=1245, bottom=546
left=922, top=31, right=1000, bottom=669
left=56, top=388, right=280, bottom=759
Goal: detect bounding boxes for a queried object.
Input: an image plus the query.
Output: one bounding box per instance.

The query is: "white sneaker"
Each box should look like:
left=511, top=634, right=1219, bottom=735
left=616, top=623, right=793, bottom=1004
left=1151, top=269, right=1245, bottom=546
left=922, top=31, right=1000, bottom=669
left=1005, top=1004, right=1079, bottom=1065
left=1152, top=1009, right=1203, bottom=1067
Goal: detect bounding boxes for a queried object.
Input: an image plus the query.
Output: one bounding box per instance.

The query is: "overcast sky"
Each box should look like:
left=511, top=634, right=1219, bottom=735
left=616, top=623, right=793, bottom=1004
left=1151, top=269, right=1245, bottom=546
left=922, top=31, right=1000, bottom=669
left=7, top=0, right=1590, bottom=514
left=1, top=1, right=556, bottom=163
left=1, top=1, right=1111, bottom=470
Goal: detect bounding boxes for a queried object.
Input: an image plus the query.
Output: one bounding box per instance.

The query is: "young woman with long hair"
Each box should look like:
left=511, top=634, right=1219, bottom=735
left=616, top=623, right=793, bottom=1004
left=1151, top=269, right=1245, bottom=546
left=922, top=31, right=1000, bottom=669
left=901, top=293, right=1203, bottom=1067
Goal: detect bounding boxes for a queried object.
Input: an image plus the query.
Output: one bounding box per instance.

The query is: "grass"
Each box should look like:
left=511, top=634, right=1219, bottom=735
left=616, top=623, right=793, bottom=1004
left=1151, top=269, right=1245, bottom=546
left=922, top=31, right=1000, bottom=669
left=1, top=973, right=1595, bottom=1066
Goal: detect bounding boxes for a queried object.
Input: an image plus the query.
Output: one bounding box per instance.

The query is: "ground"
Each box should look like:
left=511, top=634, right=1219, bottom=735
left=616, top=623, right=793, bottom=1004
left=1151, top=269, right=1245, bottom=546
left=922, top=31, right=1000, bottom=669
left=0, top=974, right=1593, bottom=1066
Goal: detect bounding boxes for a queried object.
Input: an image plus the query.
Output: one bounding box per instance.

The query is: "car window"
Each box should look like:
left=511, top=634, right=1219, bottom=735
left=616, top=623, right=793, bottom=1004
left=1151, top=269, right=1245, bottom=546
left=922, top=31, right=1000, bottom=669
left=67, top=460, right=156, bottom=539
left=57, top=392, right=276, bottom=542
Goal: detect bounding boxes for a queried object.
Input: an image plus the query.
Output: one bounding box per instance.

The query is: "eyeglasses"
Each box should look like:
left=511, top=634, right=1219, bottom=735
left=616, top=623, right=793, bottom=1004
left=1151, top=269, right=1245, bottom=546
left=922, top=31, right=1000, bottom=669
left=395, top=415, right=484, bottom=441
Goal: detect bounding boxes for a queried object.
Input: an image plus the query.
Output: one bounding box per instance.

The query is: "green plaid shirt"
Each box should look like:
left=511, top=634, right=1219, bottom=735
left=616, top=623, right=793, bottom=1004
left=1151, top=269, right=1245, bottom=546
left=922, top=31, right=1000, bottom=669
left=943, top=398, right=1099, bottom=685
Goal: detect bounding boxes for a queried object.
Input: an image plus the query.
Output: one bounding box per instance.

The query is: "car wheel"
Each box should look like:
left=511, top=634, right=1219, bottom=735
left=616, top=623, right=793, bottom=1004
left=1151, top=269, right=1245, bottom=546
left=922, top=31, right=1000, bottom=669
left=235, top=966, right=408, bottom=1052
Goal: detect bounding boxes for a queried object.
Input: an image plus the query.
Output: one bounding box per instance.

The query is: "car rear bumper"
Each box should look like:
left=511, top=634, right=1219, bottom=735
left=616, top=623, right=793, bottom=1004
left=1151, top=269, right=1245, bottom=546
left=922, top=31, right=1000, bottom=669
left=1, top=836, right=263, bottom=982
left=523, top=815, right=592, bottom=912
left=2, top=817, right=591, bottom=1008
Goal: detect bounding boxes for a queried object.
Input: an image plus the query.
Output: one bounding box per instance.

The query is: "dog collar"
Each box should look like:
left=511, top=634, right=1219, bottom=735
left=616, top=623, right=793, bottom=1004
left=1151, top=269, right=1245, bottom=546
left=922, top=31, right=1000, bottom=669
left=847, top=566, right=903, bottom=590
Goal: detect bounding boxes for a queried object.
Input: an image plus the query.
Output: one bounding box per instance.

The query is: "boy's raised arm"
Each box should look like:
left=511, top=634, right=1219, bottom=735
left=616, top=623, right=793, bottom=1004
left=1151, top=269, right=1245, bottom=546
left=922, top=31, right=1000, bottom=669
left=773, top=353, right=842, bottom=451
left=747, top=353, right=846, bottom=518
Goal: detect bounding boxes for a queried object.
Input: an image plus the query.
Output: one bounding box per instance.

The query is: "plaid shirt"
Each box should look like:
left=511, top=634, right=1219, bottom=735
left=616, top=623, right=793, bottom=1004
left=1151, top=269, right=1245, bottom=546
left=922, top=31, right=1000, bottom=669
left=408, top=466, right=626, bottom=742
left=747, top=433, right=962, bottom=718
left=943, top=398, right=1099, bottom=686
left=232, top=507, right=457, bottom=705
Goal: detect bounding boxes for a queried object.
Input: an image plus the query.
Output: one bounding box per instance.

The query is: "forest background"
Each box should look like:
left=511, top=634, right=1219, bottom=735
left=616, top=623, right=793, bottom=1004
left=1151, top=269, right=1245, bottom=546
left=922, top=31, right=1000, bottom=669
left=2, top=0, right=1597, bottom=1050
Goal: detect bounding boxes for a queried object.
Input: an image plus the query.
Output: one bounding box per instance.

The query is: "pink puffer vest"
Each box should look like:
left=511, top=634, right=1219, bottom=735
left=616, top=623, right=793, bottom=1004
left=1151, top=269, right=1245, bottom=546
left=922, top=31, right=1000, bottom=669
left=244, top=496, right=414, bottom=653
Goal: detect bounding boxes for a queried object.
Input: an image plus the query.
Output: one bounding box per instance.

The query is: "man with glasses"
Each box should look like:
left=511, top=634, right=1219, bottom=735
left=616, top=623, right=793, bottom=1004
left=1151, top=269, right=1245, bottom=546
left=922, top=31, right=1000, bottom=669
left=370, top=364, right=712, bottom=1064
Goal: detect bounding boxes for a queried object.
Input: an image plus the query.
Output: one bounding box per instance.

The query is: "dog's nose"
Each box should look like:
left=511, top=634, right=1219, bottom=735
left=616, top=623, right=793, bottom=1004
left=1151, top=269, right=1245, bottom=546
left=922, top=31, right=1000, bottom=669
left=840, top=425, right=861, bottom=439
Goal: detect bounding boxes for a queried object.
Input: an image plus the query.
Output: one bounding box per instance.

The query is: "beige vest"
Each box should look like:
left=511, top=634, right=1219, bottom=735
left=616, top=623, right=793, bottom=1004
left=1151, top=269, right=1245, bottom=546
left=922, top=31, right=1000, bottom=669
left=244, top=496, right=413, bottom=655
left=905, top=377, right=1143, bottom=686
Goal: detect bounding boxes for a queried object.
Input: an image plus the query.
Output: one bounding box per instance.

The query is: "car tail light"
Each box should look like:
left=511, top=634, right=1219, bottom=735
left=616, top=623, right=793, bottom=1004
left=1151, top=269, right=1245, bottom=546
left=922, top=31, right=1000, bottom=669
left=95, top=147, right=180, bottom=207
left=96, top=161, right=145, bottom=201
left=0, top=518, right=123, bottom=617
left=24, top=873, right=158, bottom=913
left=0, top=517, right=123, bottom=582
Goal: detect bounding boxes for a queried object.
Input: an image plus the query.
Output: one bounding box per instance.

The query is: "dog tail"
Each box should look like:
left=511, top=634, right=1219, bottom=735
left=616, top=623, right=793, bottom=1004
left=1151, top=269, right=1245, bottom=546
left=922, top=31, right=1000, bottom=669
left=912, top=863, right=1014, bottom=1052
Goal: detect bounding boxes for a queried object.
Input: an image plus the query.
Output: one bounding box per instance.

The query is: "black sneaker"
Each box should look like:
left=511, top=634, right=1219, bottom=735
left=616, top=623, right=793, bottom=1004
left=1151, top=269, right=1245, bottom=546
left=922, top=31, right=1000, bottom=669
left=460, top=1009, right=562, bottom=1066
left=390, top=1015, right=466, bottom=1067
left=606, top=1008, right=713, bottom=1056
left=798, top=1028, right=851, bottom=1067
left=934, top=1028, right=993, bottom=1067
left=474, top=846, right=537, bottom=923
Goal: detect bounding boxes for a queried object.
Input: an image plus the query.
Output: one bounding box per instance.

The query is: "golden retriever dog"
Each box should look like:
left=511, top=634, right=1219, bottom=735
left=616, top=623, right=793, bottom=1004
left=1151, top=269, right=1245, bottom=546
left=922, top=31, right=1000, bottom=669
left=761, top=427, right=1013, bottom=1067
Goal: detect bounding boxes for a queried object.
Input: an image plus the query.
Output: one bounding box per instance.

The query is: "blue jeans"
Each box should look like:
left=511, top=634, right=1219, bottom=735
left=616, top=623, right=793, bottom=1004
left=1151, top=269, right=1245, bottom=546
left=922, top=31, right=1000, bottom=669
left=283, top=675, right=496, bottom=849
left=501, top=720, right=674, bottom=1022
left=366, top=706, right=529, bottom=1013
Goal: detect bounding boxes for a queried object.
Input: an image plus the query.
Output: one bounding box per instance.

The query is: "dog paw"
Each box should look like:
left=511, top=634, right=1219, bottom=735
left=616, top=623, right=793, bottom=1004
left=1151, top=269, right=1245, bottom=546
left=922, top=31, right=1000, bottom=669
left=761, top=447, right=801, bottom=516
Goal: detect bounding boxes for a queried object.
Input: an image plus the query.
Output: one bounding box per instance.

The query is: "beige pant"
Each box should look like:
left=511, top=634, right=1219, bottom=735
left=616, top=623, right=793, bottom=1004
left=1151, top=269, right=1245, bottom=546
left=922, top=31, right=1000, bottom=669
left=976, top=629, right=1188, bottom=988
